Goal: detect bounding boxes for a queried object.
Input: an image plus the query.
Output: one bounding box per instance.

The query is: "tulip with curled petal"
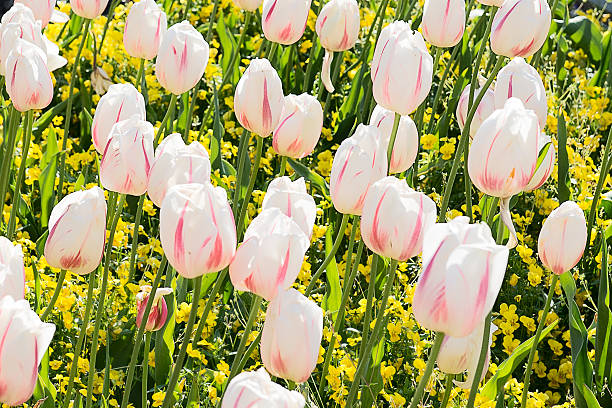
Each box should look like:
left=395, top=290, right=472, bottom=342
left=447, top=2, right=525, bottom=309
left=69, top=0, right=110, bottom=19
left=421, top=0, right=465, bottom=48
left=369, top=105, right=419, bottom=173
left=0, top=237, right=25, bottom=300
left=272, top=94, right=323, bottom=158
left=221, top=368, right=305, bottom=408
left=262, top=0, right=311, bottom=45
left=136, top=286, right=173, bottom=332
left=262, top=177, right=317, bottom=238
left=123, top=0, right=167, bottom=60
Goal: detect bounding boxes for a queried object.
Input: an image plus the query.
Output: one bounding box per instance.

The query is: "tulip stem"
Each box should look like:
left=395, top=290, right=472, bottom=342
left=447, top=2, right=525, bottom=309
left=304, top=213, right=350, bottom=296
left=85, top=193, right=126, bottom=408
left=408, top=332, right=446, bottom=408
left=57, top=18, right=91, bottom=202
left=303, top=0, right=326, bottom=93
left=426, top=44, right=461, bottom=135
left=359, top=255, right=379, bottom=360
left=160, top=276, right=203, bottom=408
left=466, top=311, right=492, bottom=408
left=520, top=274, right=559, bottom=408
left=135, top=59, right=145, bottom=91
left=120, top=256, right=167, bottom=408
left=440, top=374, right=455, bottom=408
left=154, top=94, right=178, bottom=147
left=142, top=332, right=152, bottom=408
left=232, top=130, right=250, bottom=213
left=236, top=136, right=264, bottom=238
left=128, top=195, right=146, bottom=283
left=278, top=156, right=288, bottom=177
left=39, top=269, right=67, bottom=321
left=191, top=269, right=229, bottom=350
left=387, top=112, right=401, bottom=169
left=6, top=110, right=33, bottom=239
left=0, top=106, right=19, bottom=229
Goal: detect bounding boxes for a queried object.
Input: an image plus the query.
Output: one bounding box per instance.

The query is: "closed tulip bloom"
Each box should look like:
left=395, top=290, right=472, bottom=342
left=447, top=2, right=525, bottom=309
left=222, top=368, right=305, bottom=408
left=413, top=217, right=509, bottom=337
left=230, top=209, right=309, bottom=301
left=262, top=0, right=311, bottom=45
left=147, top=133, right=211, bottom=207
left=69, top=0, right=110, bottom=19
left=156, top=21, right=209, bottom=95
left=538, top=201, right=587, bottom=275
left=234, top=58, right=284, bottom=137
left=0, top=238, right=25, bottom=300
left=91, top=83, right=146, bottom=154
left=330, top=124, right=388, bottom=215
left=44, top=187, right=106, bottom=275
left=524, top=134, right=555, bottom=192
left=232, top=0, right=263, bottom=11
left=0, top=296, right=55, bottom=406
left=477, top=0, right=503, bottom=5
left=160, top=183, right=236, bottom=278
left=14, top=0, right=69, bottom=27
left=360, top=177, right=437, bottom=261
left=4, top=39, right=53, bottom=112
left=100, top=117, right=155, bottom=196
left=456, top=81, right=495, bottom=139
left=370, top=105, right=419, bottom=173
left=124, top=0, right=167, bottom=60
left=262, top=177, right=317, bottom=238
left=494, top=57, right=547, bottom=129
left=272, top=94, right=323, bottom=158
left=261, top=288, right=323, bottom=383
left=421, top=0, right=465, bottom=48
left=136, top=286, right=173, bottom=332
left=371, top=21, right=433, bottom=115
left=490, top=0, right=551, bottom=58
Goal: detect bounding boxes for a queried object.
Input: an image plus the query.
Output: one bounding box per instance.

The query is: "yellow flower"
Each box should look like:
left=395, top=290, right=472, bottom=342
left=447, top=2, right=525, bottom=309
left=152, top=391, right=165, bottom=407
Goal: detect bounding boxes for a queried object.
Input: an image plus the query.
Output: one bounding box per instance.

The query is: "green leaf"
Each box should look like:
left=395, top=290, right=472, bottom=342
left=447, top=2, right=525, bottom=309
left=322, top=227, right=341, bottom=324
left=287, top=158, right=330, bottom=200
left=39, top=128, right=59, bottom=228
left=216, top=10, right=239, bottom=84
left=595, top=235, right=612, bottom=387
left=210, top=85, right=224, bottom=172
left=155, top=295, right=175, bottom=385
left=33, top=350, right=57, bottom=408
left=565, top=16, right=604, bottom=63
left=481, top=320, right=558, bottom=399
left=583, top=384, right=602, bottom=408
left=557, top=111, right=570, bottom=204
left=36, top=230, right=49, bottom=258
left=32, top=94, right=78, bottom=137
left=590, top=30, right=611, bottom=88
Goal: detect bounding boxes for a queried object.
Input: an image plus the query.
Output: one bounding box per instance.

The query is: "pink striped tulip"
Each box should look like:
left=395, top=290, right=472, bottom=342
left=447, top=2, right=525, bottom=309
left=123, top=0, right=167, bottom=60
left=0, top=238, right=25, bottom=300
left=524, top=134, right=555, bottom=192
left=330, top=124, right=388, bottom=215
left=147, top=133, right=211, bottom=207
left=14, top=0, right=69, bottom=27
left=160, top=183, right=236, bottom=279
left=262, top=0, right=311, bottom=45
left=477, top=0, right=503, bottom=5
left=44, top=187, right=106, bottom=275
left=91, top=83, right=146, bottom=154
left=0, top=297, right=55, bottom=406
left=69, top=0, right=110, bottom=19
left=222, top=368, right=306, bottom=408
left=136, top=286, right=173, bottom=332
left=370, top=105, right=419, bottom=173
left=262, top=177, right=317, bottom=238
left=272, top=93, right=323, bottom=158
left=413, top=217, right=509, bottom=337
left=155, top=21, right=209, bottom=95
left=232, top=0, right=263, bottom=11
left=234, top=58, right=284, bottom=137
left=490, top=0, right=551, bottom=58
left=538, top=201, right=587, bottom=275
left=456, top=81, right=495, bottom=139
left=421, top=0, right=465, bottom=48
left=371, top=21, right=433, bottom=115
left=360, top=177, right=437, bottom=261
left=1, top=2, right=35, bottom=23
left=100, top=117, right=155, bottom=196
left=229, top=209, right=309, bottom=301
left=494, top=57, right=547, bottom=129
left=261, top=288, right=323, bottom=383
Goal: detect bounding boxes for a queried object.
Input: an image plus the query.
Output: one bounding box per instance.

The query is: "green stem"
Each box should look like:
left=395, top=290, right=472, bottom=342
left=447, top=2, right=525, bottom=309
left=154, top=94, right=178, bottom=147
left=222, top=12, right=252, bottom=85
left=408, top=333, right=446, bottom=408
left=425, top=44, right=461, bottom=135
left=520, top=274, right=559, bottom=408
left=358, top=255, right=379, bottom=359
left=7, top=110, right=33, bottom=238
left=191, top=269, right=228, bottom=350
left=303, top=0, right=325, bottom=92
left=466, top=312, right=492, bottom=408
left=57, top=19, right=90, bottom=202
left=267, top=42, right=279, bottom=64
left=128, top=195, right=146, bottom=283
left=232, top=130, right=250, bottom=214
left=236, top=136, right=264, bottom=238
left=142, top=332, right=152, bottom=408
left=226, top=295, right=263, bottom=382
left=440, top=374, right=455, bottom=408
left=387, top=113, right=401, bottom=169
left=278, top=156, right=288, bottom=177
left=135, top=58, right=145, bottom=91
left=0, top=106, right=19, bottom=223
left=39, top=269, right=67, bottom=321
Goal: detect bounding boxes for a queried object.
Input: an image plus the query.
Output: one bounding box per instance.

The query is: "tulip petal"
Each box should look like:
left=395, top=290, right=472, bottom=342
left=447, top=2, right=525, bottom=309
left=322, top=49, right=335, bottom=93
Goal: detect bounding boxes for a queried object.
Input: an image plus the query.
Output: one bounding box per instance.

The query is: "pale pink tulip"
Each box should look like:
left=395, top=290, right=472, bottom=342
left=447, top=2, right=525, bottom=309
left=69, top=0, right=110, bottom=19
left=14, top=0, right=69, bottom=27
left=421, top=0, right=465, bottom=48
left=160, top=183, right=236, bottom=279
left=123, top=0, right=167, bottom=60
left=261, top=288, right=323, bottom=383
left=232, top=0, right=263, bottom=11
left=136, top=286, right=173, bottom=332
left=524, top=134, right=555, bottom=192
left=370, top=104, right=419, bottom=173
left=0, top=3, right=35, bottom=23
left=272, top=94, right=323, bottom=158
left=477, top=0, right=503, bottom=5
left=262, top=177, right=317, bottom=238
left=0, top=237, right=25, bottom=300
left=456, top=81, right=495, bottom=139
left=262, top=0, right=311, bottom=45
left=222, top=368, right=306, bottom=408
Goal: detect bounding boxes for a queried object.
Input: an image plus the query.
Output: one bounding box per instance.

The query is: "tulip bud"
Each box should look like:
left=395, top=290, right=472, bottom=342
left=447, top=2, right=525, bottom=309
left=421, top=0, right=465, bottom=48
left=261, top=288, right=323, bottom=383
left=0, top=237, right=25, bottom=300
left=360, top=177, right=437, bottom=261
left=44, top=187, right=107, bottom=275
left=262, top=177, right=317, bottom=238
left=494, top=57, right=547, bottom=129
left=371, top=21, right=433, bottom=115
left=100, top=116, right=155, bottom=196
left=538, top=201, right=587, bottom=275
left=230, top=209, right=309, bottom=301
left=413, top=217, right=509, bottom=337
left=490, top=0, right=551, bottom=58
left=234, top=58, right=284, bottom=137
left=232, top=0, right=263, bottom=11
left=92, top=83, right=146, bottom=154
left=124, top=0, right=167, bottom=60
left=155, top=21, right=210, bottom=95
left=262, top=0, right=311, bottom=45
left=4, top=39, right=53, bottom=112
left=160, top=183, right=236, bottom=279
left=69, top=0, right=110, bottom=19
left=370, top=105, right=419, bottom=173
left=524, top=134, right=555, bottom=192
left=147, top=133, right=211, bottom=207
left=272, top=94, right=323, bottom=158
left=136, top=286, right=173, bottom=331
left=14, top=0, right=69, bottom=27
left=330, top=124, right=388, bottom=215
left=456, top=81, right=495, bottom=139
left=222, top=368, right=306, bottom=408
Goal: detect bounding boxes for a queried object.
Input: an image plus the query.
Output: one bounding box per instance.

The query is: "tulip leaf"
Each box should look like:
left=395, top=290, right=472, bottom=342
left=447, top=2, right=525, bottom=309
left=32, top=94, right=77, bottom=137
left=481, top=319, right=558, bottom=399
left=583, top=384, right=602, bottom=408
left=210, top=85, right=224, bottom=173
left=565, top=16, right=603, bottom=63
left=557, top=111, right=571, bottom=204
left=595, top=236, right=612, bottom=388
left=590, top=30, right=612, bottom=88
left=322, top=227, right=342, bottom=324
left=216, top=10, right=240, bottom=84
left=155, top=295, right=176, bottom=385
left=287, top=158, right=330, bottom=200
left=39, top=127, right=59, bottom=228
left=33, top=350, right=57, bottom=408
